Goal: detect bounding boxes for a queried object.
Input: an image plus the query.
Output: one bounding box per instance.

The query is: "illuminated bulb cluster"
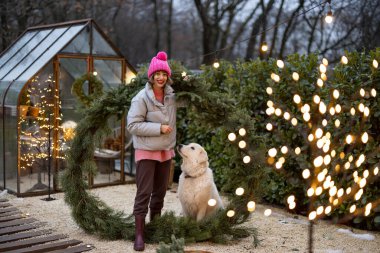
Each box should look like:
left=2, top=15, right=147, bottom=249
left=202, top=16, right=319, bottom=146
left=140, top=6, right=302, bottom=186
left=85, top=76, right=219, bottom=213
left=287, top=195, right=296, bottom=209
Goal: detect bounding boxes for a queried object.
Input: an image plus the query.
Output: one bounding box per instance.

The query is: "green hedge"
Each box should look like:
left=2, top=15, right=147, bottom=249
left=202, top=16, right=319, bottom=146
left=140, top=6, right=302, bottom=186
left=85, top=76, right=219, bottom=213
left=178, top=49, right=380, bottom=230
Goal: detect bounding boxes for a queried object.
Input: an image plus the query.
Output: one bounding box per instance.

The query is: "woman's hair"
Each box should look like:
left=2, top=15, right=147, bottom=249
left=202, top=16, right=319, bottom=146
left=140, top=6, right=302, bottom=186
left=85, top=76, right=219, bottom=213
left=148, top=72, right=173, bottom=85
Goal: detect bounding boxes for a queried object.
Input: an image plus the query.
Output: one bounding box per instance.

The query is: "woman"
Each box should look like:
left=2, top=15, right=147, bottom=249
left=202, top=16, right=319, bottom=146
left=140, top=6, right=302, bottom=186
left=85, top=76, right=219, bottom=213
left=127, top=51, right=176, bottom=251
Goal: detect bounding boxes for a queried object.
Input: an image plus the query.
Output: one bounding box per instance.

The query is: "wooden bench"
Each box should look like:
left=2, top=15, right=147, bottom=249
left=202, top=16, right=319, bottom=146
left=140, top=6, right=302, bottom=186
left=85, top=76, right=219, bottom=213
left=0, top=199, right=94, bottom=253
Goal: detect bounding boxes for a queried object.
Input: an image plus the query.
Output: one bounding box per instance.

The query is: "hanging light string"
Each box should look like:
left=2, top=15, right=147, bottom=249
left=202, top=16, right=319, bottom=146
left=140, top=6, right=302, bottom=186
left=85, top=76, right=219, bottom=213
left=185, top=0, right=332, bottom=64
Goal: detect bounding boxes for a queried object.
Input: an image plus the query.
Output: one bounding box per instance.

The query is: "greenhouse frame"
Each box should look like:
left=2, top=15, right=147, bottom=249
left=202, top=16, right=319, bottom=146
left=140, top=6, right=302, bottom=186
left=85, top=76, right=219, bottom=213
left=0, top=19, right=136, bottom=196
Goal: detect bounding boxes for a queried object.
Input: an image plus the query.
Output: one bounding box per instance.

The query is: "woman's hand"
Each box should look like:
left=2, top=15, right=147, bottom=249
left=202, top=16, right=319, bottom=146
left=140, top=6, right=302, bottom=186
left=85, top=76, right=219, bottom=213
left=160, top=124, right=173, bottom=134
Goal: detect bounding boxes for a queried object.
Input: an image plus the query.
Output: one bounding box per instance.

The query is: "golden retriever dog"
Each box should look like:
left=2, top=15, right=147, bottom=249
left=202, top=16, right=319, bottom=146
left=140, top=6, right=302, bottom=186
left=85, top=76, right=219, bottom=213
left=177, top=143, right=224, bottom=222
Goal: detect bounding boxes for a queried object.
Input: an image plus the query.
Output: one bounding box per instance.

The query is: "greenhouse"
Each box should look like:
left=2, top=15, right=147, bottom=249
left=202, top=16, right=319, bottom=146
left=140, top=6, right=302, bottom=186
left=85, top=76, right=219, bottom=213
left=0, top=19, right=136, bottom=196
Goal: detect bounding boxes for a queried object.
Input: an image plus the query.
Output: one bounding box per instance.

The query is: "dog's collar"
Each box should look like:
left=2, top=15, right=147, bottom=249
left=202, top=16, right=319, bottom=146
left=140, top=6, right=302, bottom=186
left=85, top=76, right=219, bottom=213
left=184, top=173, right=196, bottom=179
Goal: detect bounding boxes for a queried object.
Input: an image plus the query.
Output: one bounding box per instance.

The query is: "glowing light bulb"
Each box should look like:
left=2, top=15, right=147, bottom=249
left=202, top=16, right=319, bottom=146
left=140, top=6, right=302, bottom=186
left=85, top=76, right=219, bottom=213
left=315, top=128, right=323, bottom=139
left=247, top=201, right=256, bottom=212
left=281, top=146, right=288, bottom=154
left=289, top=202, right=296, bottom=210
left=213, top=62, right=220, bottom=68
left=325, top=10, right=333, bottom=23
left=266, top=123, right=273, bottom=131
left=317, top=78, right=324, bottom=87
left=293, top=94, right=301, bottom=104
left=266, top=87, right=273, bottom=95
left=228, top=133, right=236, bottom=141
left=291, top=118, right=298, bottom=126
left=317, top=206, right=324, bottom=215
left=93, top=71, right=98, bottom=76
left=308, top=134, right=314, bottom=142
left=319, top=102, right=327, bottom=114
left=307, top=188, right=314, bottom=196
left=292, top=72, right=299, bottom=81
left=313, top=156, right=323, bottom=167
left=238, top=140, right=246, bottom=149
left=373, top=59, right=378, bottom=68
left=303, top=113, right=311, bottom=122
left=277, top=59, right=285, bottom=68
left=283, top=112, right=291, bottom=120
left=181, top=71, right=187, bottom=77
left=346, top=135, right=353, bottom=144
left=364, top=107, right=370, bottom=117
left=295, top=147, right=301, bottom=155
left=267, top=100, right=274, bottom=107
left=322, top=119, right=328, bottom=126
left=359, top=178, right=367, bottom=188
left=371, top=88, right=377, bottom=97
left=235, top=187, right=244, bottom=196
left=243, top=156, right=251, bottom=164
left=309, top=211, right=317, bottom=220
left=227, top=210, right=235, bottom=217
left=268, top=148, right=277, bottom=157
left=361, top=132, right=369, bottom=143
left=287, top=195, right=295, bottom=204
left=208, top=199, right=217, bottom=206
left=319, top=64, right=327, bottom=73
left=360, top=88, right=365, bottom=97
left=341, top=56, right=348, bottom=64
left=264, top=209, right=272, bottom=216
left=239, top=128, right=246, bottom=136
left=325, top=206, right=332, bottom=214
left=349, top=205, right=356, bottom=213
left=374, top=167, right=379, bottom=175
left=350, top=108, right=356, bottom=115
left=333, top=89, right=339, bottom=99
left=313, top=95, right=321, bottom=104
left=302, top=169, right=310, bottom=179
left=322, top=58, right=329, bottom=66
left=275, top=108, right=282, bottom=116
left=261, top=42, right=268, bottom=52
left=335, top=104, right=341, bottom=113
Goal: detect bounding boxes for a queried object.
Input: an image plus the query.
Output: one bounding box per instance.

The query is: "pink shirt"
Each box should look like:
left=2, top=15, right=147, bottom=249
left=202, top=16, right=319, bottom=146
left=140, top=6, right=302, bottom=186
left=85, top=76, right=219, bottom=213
left=134, top=87, right=175, bottom=162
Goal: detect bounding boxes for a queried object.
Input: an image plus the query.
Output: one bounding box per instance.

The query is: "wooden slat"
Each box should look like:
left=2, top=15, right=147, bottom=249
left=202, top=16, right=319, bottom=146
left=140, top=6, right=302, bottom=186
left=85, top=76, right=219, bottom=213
left=5, top=239, right=82, bottom=253
left=0, top=229, right=52, bottom=244
left=0, top=234, right=67, bottom=252
left=0, top=223, right=44, bottom=236
left=0, top=202, right=11, bottom=208
left=0, top=207, right=18, bottom=214
left=0, top=211, right=22, bottom=217
left=0, top=218, right=37, bottom=228
left=49, top=244, right=94, bottom=253
left=0, top=214, right=24, bottom=222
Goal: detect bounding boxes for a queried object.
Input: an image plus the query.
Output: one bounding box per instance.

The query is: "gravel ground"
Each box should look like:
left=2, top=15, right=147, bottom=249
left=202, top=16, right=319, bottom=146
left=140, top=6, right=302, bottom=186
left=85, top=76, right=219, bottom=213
left=4, top=184, right=380, bottom=253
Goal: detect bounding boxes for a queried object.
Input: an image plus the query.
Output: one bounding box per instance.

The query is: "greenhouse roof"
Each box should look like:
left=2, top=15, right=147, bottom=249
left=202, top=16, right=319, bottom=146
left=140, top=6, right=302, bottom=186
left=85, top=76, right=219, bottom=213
left=0, top=19, right=132, bottom=106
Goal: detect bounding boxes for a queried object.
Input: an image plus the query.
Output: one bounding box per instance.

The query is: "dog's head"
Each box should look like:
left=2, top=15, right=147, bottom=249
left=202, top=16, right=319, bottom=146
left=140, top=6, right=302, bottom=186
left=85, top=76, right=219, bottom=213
left=177, top=143, right=209, bottom=177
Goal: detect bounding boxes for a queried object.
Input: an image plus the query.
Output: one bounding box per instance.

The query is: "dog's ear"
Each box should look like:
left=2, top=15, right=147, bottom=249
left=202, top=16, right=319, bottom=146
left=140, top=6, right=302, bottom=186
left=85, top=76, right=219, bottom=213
left=197, top=150, right=208, bottom=164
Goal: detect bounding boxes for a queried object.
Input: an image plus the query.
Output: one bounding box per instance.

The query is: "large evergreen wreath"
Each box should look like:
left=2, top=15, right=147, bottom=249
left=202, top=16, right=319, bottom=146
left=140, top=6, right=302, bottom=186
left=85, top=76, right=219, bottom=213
left=61, top=61, right=258, bottom=244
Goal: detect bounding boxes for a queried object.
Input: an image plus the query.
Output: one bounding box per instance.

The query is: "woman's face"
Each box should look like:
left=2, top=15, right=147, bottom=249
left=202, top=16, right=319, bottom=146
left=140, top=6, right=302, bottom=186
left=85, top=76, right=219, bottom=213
left=153, top=71, right=168, bottom=89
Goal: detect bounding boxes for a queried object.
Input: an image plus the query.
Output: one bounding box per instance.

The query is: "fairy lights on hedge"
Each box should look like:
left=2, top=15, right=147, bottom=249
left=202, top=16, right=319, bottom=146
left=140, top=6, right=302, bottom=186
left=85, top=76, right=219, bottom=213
left=227, top=53, right=379, bottom=222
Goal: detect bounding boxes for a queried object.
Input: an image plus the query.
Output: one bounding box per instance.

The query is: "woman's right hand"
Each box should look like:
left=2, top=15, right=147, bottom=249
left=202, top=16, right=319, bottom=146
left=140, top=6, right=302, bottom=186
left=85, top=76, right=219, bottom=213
left=160, top=124, right=172, bottom=134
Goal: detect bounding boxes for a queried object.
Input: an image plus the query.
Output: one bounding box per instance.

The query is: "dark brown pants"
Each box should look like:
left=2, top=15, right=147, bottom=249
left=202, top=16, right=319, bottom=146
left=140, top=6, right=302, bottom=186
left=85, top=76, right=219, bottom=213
left=133, top=159, right=171, bottom=216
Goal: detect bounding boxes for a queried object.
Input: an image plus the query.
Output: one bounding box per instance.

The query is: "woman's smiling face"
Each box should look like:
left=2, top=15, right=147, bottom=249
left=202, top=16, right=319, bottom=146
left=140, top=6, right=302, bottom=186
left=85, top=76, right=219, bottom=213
left=153, top=71, right=168, bottom=89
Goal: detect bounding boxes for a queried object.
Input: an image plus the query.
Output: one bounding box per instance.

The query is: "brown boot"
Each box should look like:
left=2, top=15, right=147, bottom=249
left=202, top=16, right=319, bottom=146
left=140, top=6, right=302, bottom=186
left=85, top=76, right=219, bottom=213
left=134, top=215, right=145, bottom=251
left=150, top=211, right=161, bottom=222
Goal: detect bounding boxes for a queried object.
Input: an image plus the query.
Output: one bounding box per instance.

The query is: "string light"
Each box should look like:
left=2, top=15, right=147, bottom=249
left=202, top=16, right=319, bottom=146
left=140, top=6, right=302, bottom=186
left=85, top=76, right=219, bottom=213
left=261, top=42, right=268, bottom=52
left=228, top=133, right=236, bottom=141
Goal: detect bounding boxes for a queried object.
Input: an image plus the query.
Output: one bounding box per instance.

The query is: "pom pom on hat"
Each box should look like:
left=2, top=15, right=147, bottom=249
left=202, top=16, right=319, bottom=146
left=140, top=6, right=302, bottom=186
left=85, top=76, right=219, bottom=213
left=148, top=51, right=171, bottom=78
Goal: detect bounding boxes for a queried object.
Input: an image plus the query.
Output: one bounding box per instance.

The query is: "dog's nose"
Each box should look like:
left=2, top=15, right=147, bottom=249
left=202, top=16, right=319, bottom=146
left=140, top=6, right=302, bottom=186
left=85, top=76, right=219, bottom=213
left=178, top=144, right=184, bottom=150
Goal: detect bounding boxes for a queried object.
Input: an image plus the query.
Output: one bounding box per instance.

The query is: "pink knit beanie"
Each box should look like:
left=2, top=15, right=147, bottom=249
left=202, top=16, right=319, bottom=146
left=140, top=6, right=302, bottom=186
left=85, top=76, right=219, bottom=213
left=147, top=51, right=171, bottom=78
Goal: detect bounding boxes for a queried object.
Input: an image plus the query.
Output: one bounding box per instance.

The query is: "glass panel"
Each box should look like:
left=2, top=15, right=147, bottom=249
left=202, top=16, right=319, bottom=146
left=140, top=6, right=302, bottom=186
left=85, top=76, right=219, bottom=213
left=92, top=27, right=118, bottom=56
left=3, top=105, right=18, bottom=193
left=0, top=80, right=12, bottom=106
left=60, top=27, right=90, bottom=54
left=0, top=105, right=3, bottom=188
left=15, top=25, right=85, bottom=83
left=0, top=31, right=38, bottom=69
left=93, top=116, right=123, bottom=185
left=0, top=29, right=52, bottom=80
left=56, top=58, right=87, bottom=189
left=94, top=59, right=122, bottom=91
left=18, top=66, right=55, bottom=194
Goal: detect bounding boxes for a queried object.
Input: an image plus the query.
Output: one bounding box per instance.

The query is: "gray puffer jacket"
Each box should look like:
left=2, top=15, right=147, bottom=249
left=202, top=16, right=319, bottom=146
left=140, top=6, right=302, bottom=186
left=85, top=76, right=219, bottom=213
left=127, top=82, right=176, bottom=151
